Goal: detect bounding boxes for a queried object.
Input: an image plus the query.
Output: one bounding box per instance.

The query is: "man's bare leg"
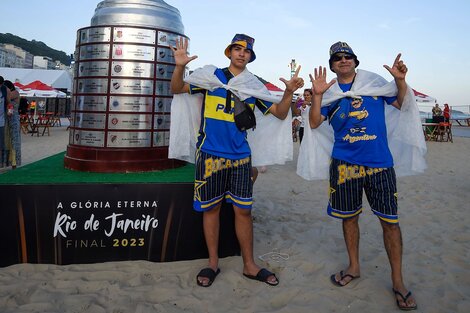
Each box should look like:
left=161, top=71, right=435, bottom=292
left=381, top=220, right=417, bottom=309
left=332, top=215, right=361, bottom=285
left=197, top=203, right=222, bottom=286
left=234, top=205, right=277, bottom=284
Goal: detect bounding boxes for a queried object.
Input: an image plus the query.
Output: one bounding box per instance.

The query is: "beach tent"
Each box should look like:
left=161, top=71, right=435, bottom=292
left=0, top=67, right=72, bottom=92
left=21, top=80, right=66, bottom=98
left=413, top=89, right=436, bottom=103
left=13, top=82, right=26, bottom=90
left=255, top=75, right=285, bottom=97
left=12, top=82, right=27, bottom=94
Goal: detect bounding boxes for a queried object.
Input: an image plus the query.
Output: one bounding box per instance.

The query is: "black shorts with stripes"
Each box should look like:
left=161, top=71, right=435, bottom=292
left=193, top=150, right=253, bottom=212
left=327, top=158, right=398, bottom=224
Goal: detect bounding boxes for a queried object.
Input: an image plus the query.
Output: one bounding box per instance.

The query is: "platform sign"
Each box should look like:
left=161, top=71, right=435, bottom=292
left=0, top=184, right=239, bottom=267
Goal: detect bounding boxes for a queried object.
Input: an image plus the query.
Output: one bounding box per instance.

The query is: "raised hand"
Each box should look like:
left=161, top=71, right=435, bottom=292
left=384, top=53, right=408, bottom=81
left=309, top=66, right=336, bottom=95
left=279, top=66, right=304, bottom=93
left=170, top=37, right=198, bottom=67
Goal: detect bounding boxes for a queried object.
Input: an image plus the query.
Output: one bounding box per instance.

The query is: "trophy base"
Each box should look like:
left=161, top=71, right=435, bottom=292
left=64, top=145, right=185, bottom=173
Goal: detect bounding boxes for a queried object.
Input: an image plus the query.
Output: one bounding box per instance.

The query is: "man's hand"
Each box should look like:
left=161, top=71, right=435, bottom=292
left=384, top=53, right=407, bottom=81
left=170, top=37, right=198, bottom=67
left=309, top=66, right=336, bottom=96
left=279, top=66, right=304, bottom=93
left=384, top=53, right=408, bottom=109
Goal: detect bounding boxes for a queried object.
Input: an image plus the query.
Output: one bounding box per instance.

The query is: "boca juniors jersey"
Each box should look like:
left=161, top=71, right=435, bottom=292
left=320, top=82, right=397, bottom=168
left=189, top=68, right=273, bottom=159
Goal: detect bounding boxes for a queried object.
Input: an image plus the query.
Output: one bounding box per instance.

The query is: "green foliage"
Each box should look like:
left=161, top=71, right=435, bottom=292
left=0, top=33, right=71, bottom=66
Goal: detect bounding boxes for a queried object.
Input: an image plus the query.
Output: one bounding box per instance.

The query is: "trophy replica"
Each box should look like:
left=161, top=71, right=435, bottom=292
left=65, top=0, right=188, bottom=172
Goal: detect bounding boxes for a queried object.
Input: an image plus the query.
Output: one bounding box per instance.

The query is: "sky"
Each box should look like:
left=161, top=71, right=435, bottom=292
left=2, top=0, right=469, bottom=107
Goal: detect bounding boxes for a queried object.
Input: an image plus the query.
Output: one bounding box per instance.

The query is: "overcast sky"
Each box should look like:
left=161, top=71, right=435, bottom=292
left=2, top=0, right=469, bottom=107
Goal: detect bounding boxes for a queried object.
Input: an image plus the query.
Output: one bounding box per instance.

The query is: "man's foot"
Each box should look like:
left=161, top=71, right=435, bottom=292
left=330, top=270, right=360, bottom=287
left=243, top=268, right=279, bottom=286
left=393, top=288, right=417, bottom=310
left=196, top=267, right=220, bottom=287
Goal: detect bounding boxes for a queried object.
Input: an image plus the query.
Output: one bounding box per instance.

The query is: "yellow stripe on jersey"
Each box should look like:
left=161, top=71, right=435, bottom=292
left=204, top=95, right=235, bottom=122
left=257, top=99, right=272, bottom=115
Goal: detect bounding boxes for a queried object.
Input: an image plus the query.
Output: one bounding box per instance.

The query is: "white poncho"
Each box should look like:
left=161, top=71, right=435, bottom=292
left=296, top=69, right=427, bottom=180
left=168, top=65, right=293, bottom=166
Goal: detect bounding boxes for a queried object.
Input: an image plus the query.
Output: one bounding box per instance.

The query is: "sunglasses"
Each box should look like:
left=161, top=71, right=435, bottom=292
left=331, top=54, right=354, bottom=62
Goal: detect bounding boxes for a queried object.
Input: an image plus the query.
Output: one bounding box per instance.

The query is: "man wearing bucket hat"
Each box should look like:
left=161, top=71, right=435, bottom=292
left=170, top=34, right=304, bottom=287
left=305, top=42, right=420, bottom=310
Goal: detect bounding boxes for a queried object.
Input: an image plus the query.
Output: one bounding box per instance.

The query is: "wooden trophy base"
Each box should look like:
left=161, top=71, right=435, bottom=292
left=64, top=145, right=186, bottom=172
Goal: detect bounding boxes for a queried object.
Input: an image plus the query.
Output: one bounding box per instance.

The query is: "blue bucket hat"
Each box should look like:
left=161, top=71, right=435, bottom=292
left=224, top=33, right=256, bottom=63
left=329, top=41, right=360, bottom=72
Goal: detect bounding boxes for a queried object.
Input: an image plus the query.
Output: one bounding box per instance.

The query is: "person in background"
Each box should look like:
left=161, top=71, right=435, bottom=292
left=443, top=103, right=450, bottom=122
left=3, top=80, right=21, bottom=169
left=19, top=97, right=29, bottom=115
left=308, top=41, right=417, bottom=310
left=0, top=76, right=11, bottom=169
left=29, top=100, right=36, bottom=114
left=292, top=97, right=303, bottom=142
left=292, top=89, right=312, bottom=143
left=432, top=103, right=442, bottom=122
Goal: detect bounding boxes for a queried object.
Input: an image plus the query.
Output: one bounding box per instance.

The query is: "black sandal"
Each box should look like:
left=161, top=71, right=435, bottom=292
left=330, top=270, right=360, bottom=287
left=243, top=268, right=279, bottom=286
left=196, top=268, right=220, bottom=287
left=393, top=288, right=417, bottom=311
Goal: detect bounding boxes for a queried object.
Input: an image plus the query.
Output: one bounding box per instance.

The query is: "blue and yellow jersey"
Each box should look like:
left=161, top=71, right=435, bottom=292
left=189, top=68, right=273, bottom=159
left=320, top=82, right=397, bottom=168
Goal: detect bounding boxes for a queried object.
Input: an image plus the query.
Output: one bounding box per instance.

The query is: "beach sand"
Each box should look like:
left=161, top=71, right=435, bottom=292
left=0, top=124, right=469, bottom=313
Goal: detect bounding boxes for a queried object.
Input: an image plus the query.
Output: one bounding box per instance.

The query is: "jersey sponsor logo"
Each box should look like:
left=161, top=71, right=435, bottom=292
left=342, top=134, right=377, bottom=143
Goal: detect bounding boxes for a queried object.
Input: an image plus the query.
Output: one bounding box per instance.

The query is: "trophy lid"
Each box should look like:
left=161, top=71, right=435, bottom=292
left=91, top=0, right=184, bottom=34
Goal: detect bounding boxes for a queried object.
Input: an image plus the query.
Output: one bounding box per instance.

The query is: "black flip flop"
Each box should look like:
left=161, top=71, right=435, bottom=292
left=243, top=268, right=279, bottom=286
left=393, top=288, right=418, bottom=311
left=196, top=268, right=220, bottom=287
left=330, top=270, right=360, bottom=287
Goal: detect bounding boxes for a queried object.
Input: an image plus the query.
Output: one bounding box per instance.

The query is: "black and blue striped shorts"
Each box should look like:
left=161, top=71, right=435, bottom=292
left=193, top=150, right=253, bottom=212
left=327, top=158, right=398, bottom=224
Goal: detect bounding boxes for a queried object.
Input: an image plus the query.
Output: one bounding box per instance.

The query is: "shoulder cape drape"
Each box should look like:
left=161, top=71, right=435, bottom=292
left=169, top=65, right=293, bottom=166
left=296, top=69, right=427, bottom=180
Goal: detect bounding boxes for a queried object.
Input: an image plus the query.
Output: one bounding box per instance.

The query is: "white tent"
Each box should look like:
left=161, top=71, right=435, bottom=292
left=20, top=89, right=66, bottom=98
left=413, top=89, right=436, bottom=103
left=0, top=67, right=72, bottom=92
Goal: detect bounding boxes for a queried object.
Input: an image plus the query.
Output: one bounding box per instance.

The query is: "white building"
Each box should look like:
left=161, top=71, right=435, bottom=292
left=0, top=44, right=34, bottom=68
left=0, top=44, right=20, bottom=68
left=33, top=56, right=55, bottom=70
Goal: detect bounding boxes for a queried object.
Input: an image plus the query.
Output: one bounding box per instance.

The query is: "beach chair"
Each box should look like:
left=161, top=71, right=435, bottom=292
left=20, top=114, right=31, bottom=134
left=31, top=114, right=51, bottom=136
left=437, top=122, right=453, bottom=143
left=48, top=112, right=62, bottom=127
left=422, top=122, right=439, bottom=141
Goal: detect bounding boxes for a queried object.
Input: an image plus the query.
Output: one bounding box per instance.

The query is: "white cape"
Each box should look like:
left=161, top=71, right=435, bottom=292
left=169, top=65, right=293, bottom=166
left=297, top=69, right=427, bottom=180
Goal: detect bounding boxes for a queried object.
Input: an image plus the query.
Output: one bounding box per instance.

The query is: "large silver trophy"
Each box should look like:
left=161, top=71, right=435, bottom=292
left=65, top=0, right=187, bottom=172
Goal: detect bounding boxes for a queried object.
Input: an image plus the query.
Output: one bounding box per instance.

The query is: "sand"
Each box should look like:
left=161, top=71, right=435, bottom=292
left=0, top=123, right=469, bottom=313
